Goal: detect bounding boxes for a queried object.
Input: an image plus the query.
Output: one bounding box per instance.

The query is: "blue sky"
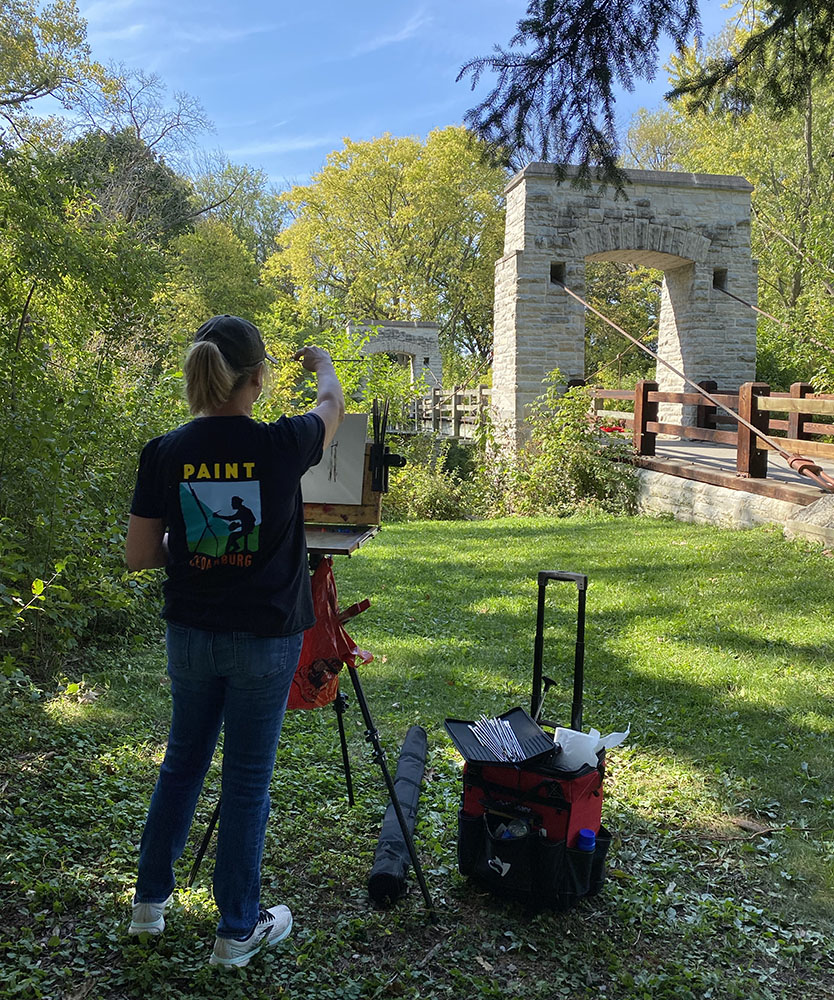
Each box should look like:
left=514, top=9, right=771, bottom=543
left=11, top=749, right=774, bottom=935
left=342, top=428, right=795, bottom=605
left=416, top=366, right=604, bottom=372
left=78, top=0, right=731, bottom=184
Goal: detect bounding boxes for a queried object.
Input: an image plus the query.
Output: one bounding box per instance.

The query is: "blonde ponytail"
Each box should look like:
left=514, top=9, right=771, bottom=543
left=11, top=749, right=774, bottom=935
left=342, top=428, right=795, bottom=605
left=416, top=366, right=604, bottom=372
left=184, top=336, right=267, bottom=415
left=184, top=341, right=238, bottom=415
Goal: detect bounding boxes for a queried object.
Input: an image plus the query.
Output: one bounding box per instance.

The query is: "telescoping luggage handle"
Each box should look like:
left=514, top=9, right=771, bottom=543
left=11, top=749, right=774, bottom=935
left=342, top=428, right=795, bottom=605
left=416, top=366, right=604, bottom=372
left=532, top=571, right=587, bottom=733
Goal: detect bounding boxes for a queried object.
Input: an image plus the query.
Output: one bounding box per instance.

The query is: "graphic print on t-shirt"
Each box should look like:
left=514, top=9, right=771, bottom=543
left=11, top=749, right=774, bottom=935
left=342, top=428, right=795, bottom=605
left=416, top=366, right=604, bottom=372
left=180, top=480, right=262, bottom=559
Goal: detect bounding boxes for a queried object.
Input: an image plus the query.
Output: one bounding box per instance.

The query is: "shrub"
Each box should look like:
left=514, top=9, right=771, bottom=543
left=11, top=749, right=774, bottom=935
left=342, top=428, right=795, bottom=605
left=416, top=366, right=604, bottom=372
left=507, top=374, right=638, bottom=516
left=382, top=435, right=481, bottom=521
left=0, top=354, right=178, bottom=676
left=379, top=377, right=638, bottom=522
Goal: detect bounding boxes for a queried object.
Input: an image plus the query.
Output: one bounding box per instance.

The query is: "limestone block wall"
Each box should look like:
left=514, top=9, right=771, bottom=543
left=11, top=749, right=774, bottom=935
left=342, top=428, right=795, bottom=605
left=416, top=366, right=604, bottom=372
left=493, top=164, right=759, bottom=441
left=491, top=253, right=521, bottom=426
left=350, top=321, right=442, bottom=388
left=631, top=468, right=834, bottom=546
left=635, top=468, right=802, bottom=529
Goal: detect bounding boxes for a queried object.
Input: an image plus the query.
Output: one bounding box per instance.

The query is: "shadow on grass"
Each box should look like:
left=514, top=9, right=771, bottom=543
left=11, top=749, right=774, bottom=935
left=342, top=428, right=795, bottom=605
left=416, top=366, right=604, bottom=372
left=3, top=516, right=833, bottom=998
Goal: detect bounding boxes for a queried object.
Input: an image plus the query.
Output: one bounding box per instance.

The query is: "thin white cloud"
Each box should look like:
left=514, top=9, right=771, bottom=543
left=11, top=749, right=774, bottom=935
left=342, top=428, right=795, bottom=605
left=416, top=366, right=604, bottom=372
left=82, top=0, right=147, bottom=44
left=226, top=135, right=333, bottom=157
left=81, top=0, right=140, bottom=23
left=87, top=23, right=146, bottom=44
left=171, top=23, right=281, bottom=46
left=352, top=10, right=432, bottom=57
left=213, top=116, right=268, bottom=131
left=84, top=2, right=282, bottom=57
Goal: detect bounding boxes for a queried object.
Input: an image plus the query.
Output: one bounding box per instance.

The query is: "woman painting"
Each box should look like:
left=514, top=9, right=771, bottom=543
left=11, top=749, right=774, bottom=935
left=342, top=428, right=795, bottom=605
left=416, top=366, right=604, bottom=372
left=124, top=314, right=344, bottom=967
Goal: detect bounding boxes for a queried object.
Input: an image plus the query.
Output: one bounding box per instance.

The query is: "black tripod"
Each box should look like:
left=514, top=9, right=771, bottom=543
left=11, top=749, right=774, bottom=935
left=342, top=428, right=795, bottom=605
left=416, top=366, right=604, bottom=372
left=187, top=573, right=435, bottom=917
left=187, top=667, right=435, bottom=917
left=342, top=660, right=434, bottom=914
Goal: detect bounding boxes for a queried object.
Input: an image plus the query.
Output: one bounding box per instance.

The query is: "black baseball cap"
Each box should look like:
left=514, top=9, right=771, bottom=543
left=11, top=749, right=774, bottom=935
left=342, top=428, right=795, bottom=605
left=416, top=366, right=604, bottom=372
left=193, top=315, right=277, bottom=369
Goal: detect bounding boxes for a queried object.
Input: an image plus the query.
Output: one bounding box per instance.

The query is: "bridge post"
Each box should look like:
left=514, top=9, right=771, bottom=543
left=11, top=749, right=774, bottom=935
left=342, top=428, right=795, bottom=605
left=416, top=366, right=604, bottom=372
left=788, top=382, right=814, bottom=440
left=477, top=384, right=487, bottom=426
left=696, top=380, right=718, bottom=429
left=737, top=382, right=770, bottom=479
left=452, top=387, right=461, bottom=438
left=633, top=380, right=658, bottom=456
left=431, top=387, right=440, bottom=434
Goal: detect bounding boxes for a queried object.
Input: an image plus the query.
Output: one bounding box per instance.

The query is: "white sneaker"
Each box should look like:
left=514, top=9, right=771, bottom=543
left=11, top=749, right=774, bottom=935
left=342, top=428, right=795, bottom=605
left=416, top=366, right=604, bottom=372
left=210, top=904, right=293, bottom=968
left=128, top=893, right=173, bottom=935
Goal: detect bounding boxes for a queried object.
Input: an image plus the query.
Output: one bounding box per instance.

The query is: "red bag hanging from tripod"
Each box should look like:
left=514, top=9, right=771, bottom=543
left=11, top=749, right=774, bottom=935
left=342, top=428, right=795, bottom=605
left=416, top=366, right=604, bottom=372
left=286, top=557, right=373, bottom=710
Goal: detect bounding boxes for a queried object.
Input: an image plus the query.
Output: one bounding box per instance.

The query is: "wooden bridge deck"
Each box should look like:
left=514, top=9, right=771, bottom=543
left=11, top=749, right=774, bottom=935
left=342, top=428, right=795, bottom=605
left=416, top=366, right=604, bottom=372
left=642, top=438, right=834, bottom=505
left=653, top=439, right=834, bottom=483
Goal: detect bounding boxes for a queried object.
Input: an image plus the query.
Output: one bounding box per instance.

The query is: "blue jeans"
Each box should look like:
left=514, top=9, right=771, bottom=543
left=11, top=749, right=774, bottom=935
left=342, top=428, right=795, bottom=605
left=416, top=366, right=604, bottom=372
left=135, top=623, right=303, bottom=938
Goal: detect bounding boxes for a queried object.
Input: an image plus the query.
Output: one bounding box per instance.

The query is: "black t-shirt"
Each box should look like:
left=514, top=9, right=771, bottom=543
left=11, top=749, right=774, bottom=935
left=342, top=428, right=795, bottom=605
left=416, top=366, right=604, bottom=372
left=130, top=412, right=324, bottom=636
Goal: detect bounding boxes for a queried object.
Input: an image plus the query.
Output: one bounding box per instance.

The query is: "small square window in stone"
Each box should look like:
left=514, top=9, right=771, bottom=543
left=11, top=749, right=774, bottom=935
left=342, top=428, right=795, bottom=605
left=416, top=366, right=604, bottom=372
left=713, top=267, right=728, bottom=291
left=550, top=262, right=566, bottom=286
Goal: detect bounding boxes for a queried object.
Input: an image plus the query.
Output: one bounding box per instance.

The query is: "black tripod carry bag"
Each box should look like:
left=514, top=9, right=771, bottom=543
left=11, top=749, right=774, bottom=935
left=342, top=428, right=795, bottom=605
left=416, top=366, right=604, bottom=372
left=454, top=571, right=612, bottom=910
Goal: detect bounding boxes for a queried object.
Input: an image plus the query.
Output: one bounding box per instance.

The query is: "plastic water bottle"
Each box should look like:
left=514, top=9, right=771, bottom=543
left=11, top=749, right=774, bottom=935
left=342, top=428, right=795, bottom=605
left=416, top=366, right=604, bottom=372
left=501, top=819, right=530, bottom=839
left=576, top=828, right=596, bottom=851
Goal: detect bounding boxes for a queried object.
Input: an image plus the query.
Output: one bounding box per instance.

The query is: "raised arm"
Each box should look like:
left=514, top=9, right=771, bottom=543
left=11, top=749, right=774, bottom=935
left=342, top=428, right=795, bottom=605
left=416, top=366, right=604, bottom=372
left=294, top=346, right=345, bottom=449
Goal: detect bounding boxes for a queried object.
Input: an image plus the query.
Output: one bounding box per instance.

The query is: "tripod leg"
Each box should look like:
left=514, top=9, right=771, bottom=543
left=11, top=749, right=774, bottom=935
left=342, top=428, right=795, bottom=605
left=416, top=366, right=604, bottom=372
left=187, top=797, right=220, bottom=888
left=346, top=666, right=435, bottom=918
left=332, top=688, right=355, bottom=806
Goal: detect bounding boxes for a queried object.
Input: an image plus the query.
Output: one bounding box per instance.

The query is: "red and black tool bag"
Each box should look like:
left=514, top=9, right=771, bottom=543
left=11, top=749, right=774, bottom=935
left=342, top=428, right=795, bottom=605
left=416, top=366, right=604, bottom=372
left=457, top=756, right=610, bottom=909
left=454, top=571, right=614, bottom=909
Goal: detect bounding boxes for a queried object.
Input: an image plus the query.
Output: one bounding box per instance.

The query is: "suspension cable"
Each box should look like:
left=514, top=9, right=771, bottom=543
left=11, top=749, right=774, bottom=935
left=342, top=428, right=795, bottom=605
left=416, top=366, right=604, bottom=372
left=714, top=285, right=834, bottom=361
left=420, top=350, right=494, bottom=410
left=555, top=281, right=834, bottom=493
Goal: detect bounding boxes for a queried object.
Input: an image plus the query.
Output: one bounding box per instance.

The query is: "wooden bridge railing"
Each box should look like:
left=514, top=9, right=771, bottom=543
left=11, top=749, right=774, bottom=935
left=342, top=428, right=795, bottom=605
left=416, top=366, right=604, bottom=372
left=593, top=380, right=834, bottom=483
left=387, top=380, right=834, bottom=492
left=389, top=386, right=492, bottom=439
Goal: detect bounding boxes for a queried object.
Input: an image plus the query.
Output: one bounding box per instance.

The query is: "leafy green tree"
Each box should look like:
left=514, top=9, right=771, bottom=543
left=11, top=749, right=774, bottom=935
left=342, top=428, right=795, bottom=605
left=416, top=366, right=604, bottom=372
left=0, top=142, right=164, bottom=353
left=60, top=128, right=194, bottom=241
left=459, top=0, right=834, bottom=178
left=192, top=155, right=287, bottom=264
left=671, top=4, right=834, bottom=115
left=275, top=127, right=505, bottom=360
left=0, top=127, right=178, bottom=669
left=158, top=218, right=271, bottom=344
left=0, top=0, right=103, bottom=132
left=0, top=10, right=192, bottom=671
left=623, top=107, right=693, bottom=170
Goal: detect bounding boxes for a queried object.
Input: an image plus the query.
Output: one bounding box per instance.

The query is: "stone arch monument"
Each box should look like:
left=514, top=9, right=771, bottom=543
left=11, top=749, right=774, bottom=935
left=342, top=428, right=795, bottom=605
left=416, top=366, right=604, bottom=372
left=349, top=321, right=443, bottom=388
left=492, top=164, right=758, bottom=442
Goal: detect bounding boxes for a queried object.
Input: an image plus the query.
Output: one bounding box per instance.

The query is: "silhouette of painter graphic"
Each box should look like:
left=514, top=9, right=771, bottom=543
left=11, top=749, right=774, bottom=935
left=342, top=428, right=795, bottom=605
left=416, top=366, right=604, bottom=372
left=213, top=497, right=256, bottom=554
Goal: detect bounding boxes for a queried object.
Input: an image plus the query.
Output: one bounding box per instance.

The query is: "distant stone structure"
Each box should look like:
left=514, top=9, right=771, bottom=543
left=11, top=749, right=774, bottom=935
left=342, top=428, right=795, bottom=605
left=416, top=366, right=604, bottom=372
left=349, top=321, right=442, bottom=389
left=492, top=164, right=758, bottom=442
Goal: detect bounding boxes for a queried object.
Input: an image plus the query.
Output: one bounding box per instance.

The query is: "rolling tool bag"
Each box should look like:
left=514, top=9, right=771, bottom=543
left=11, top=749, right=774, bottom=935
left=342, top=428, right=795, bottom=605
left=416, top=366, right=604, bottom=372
left=451, top=571, right=612, bottom=910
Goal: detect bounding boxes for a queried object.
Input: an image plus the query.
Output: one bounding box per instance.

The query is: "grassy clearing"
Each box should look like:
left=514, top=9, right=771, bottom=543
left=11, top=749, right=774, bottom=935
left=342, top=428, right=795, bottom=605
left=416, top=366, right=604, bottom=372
left=1, top=514, right=833, bottom=999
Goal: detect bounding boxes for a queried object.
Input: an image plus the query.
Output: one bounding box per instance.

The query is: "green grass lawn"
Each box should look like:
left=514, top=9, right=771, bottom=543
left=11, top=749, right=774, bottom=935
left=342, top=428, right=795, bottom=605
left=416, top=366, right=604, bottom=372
left=2, top=514, right=833, bottom=999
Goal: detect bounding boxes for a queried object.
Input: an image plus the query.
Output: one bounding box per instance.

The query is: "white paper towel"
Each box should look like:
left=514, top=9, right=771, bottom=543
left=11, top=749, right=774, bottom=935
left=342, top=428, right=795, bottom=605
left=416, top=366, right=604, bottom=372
left=552, top=725, right=630, bottom=770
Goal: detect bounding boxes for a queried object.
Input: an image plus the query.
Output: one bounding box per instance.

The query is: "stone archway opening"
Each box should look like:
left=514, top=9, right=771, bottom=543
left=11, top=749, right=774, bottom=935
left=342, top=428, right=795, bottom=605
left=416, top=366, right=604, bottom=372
left=582, top=260, right=661, bottom=388
left=348, top=321, right=443, bottom=389
left=385, top=351, right=415, bottom=382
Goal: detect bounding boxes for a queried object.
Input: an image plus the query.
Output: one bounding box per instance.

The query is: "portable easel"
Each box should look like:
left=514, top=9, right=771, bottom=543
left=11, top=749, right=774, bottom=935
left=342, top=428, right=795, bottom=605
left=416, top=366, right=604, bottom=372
left=188, top=405, right=434, bottom=914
